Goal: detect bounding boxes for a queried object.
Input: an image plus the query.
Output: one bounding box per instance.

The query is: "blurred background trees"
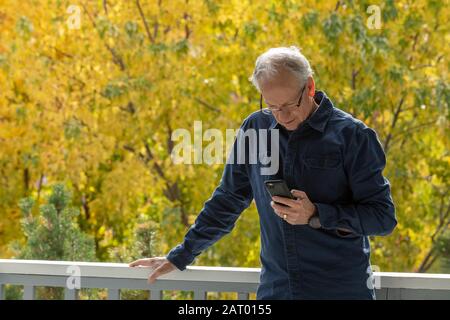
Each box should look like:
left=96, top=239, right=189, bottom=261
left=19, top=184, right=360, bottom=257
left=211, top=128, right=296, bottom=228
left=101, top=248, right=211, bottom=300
left=0, top=0, right=448, bottom=287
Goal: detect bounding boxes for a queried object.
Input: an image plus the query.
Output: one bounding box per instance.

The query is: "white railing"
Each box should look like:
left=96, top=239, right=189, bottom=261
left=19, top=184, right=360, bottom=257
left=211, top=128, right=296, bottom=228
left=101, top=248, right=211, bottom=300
left=0, top=259, right=449, bottom=300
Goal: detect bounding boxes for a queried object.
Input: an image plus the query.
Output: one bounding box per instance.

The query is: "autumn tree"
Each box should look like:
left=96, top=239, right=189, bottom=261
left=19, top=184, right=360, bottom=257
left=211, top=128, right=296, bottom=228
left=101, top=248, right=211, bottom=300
left=0, top=0, right=448, bottom=278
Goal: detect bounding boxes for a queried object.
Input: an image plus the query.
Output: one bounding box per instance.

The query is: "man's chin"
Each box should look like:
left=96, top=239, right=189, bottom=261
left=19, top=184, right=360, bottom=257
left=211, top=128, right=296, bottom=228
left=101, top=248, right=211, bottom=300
left=282, top=122, right=297, bottom=131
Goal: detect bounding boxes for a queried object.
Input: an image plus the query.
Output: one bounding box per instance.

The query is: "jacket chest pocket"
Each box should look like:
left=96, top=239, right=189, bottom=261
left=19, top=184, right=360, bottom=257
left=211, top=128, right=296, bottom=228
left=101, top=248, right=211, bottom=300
left=300, top=152, right=347, bottom=202
left=303, top=153, right=342, bottom=169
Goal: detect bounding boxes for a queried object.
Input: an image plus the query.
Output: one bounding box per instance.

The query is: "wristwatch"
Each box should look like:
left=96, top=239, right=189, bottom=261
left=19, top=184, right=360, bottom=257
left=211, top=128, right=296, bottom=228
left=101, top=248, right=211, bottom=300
left=308, top=213, right=321, bottom=229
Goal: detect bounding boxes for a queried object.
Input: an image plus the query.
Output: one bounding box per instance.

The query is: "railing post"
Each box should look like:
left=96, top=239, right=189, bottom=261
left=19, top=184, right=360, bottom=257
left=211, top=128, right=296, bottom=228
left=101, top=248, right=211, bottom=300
left=237, top=292, right=249, bottom=300
left=64, top=288, right=78, bottom=300
left=23, top=285, right=36, bottom=300
left=108, top=289, right=120, bottom=300
left=149, top=290, right=163, bottom=300
left=194, top=291, right=207, bottom=300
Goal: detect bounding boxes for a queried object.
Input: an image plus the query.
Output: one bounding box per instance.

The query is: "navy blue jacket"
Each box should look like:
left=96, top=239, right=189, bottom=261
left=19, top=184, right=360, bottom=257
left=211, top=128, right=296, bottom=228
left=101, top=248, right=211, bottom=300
left=167, top=90, right=397, bottom=299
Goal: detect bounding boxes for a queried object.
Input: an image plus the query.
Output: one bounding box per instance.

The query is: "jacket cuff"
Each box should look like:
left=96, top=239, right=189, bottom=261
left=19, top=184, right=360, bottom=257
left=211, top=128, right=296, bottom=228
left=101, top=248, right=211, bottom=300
left=314, top=202, right=359, bottom=238
left=166, top=244, right=195, bottom=271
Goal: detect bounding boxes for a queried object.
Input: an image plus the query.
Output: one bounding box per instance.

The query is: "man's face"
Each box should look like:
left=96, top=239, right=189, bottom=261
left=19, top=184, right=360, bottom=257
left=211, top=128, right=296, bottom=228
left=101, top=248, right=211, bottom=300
left=260, top=69, right=313, bottom=131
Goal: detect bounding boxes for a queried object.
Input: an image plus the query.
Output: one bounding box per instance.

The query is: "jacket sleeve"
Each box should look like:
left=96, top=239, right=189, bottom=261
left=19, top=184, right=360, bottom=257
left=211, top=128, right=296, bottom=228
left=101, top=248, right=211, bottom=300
left=314, top=125, right=397, bottom=238
left=166, top=127, right=253, bottom=271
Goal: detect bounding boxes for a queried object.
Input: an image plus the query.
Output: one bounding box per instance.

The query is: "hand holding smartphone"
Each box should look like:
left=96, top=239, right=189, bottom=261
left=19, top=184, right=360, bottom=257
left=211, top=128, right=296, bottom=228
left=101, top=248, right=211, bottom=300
left=264, top=179, right=296, bottom=205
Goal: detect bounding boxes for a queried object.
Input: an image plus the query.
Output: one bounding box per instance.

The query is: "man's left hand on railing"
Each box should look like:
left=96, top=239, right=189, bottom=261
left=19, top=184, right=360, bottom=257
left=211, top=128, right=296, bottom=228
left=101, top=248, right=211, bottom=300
left=129, top=257, right=176, bottom=284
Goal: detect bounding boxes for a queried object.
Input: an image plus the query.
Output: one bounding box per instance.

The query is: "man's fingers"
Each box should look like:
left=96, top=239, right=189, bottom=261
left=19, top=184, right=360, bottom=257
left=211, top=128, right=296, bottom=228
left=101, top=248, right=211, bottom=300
left=148, top=263, right=172, bottom=284
left=271, top=201, right=296, bottom=215
left=284, top=217, right=294, bottom=225
left=128, top=259, right=144, bottom=267
left=291, top=189, right=307, bottom=200
left=129, top=258, right=156, bottom=267
left=148, top=269, right=162, bottom=284
left=271, top=196, right=297, bottom=207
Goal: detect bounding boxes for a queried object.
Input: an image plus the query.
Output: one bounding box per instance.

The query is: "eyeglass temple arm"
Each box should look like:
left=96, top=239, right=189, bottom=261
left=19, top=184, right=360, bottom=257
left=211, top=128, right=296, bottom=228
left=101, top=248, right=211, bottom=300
left=260, top=94, right=262, bottom=112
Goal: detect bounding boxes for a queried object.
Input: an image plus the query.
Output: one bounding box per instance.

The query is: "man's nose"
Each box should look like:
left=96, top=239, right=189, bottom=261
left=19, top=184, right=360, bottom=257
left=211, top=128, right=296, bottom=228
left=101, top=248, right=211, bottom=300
left=277, top=111, right=292, bottom=121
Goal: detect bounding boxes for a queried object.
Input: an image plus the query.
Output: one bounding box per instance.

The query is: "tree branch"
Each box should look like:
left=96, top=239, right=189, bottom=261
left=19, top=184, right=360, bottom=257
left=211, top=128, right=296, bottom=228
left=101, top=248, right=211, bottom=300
left=35, top=173, right=45, bottom=204
left=81, top=3, right=126, bottom=71
left=123, top=141, right=190, bottom=227
left=23, top=168, right=29, bottom=194
left=417, top=246, right=436, bottom=272
left=193, top=96, right=221, bottom=113
left=351, top=68, right=360, bottom=90
left=383, top=94, right=406, bottom=154
left=81, top=193, right=91, bottom=220
left=166, top=118, right=174, bottom=154
left=431, top=200, right=450, bottom=243
left=390, top=120, right=437, bottom=144
left=136, top=0, right=155, bottom=44
left=334, top=1, right=341, bottom=11
left=417, top=199, right=450, bottom=272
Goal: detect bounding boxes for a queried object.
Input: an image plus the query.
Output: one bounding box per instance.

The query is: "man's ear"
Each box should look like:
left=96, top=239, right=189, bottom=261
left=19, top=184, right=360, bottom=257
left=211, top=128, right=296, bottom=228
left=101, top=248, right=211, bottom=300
left=307, top=77, right=315, bottom=97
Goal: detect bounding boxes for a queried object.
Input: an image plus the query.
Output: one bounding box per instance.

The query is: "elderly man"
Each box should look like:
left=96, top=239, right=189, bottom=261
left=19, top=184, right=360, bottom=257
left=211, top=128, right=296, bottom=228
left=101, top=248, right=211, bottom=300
left=130, top=46, right=397, bottom=300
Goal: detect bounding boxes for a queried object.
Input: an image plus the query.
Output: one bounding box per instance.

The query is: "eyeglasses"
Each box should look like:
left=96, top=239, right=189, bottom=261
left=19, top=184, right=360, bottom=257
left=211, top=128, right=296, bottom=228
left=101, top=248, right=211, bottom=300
left=260, top=85, right=306, bottom=113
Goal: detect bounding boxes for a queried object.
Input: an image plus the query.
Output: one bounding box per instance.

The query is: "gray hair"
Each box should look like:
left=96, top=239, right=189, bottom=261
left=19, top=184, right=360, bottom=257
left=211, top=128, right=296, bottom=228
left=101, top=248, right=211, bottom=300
left=249, top=46, right=314, bottom=92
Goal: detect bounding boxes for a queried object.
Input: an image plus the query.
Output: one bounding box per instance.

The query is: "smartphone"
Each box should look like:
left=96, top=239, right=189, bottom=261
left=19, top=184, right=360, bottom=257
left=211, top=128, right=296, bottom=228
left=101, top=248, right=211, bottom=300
left=264, top=179, right=296, bottom=205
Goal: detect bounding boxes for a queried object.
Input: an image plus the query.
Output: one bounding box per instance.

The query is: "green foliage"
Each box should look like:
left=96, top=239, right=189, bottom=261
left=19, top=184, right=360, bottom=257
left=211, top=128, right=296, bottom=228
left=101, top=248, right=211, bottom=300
left=6, top=184, right=95, bottom=299
left=109, top=214, right=161, bottom=263
left=13, top=183, right=96, bottom=262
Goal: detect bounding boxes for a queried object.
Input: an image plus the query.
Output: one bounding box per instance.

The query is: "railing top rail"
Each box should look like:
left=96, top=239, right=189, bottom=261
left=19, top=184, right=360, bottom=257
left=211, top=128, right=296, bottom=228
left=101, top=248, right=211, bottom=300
left=0, top=259, right=260, bottom=283
left=1, top=259, right=450, bottom=290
